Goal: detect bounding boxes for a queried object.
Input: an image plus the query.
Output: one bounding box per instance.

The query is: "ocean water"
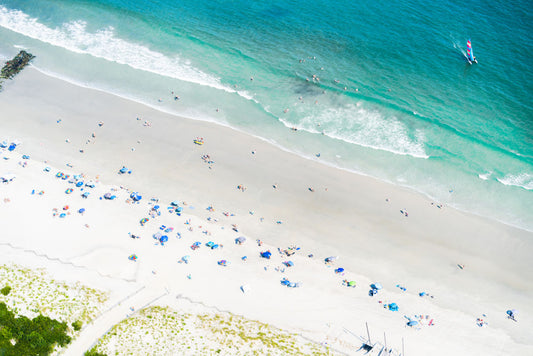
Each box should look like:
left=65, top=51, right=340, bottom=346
left=1, top=0, right=532, bottom=230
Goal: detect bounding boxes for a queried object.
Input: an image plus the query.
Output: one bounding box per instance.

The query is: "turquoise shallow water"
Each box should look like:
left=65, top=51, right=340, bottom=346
left=0, top=0, right=532, bottom=230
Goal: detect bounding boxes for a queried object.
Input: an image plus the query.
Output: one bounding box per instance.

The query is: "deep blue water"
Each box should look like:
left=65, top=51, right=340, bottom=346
left=1, top=0, right=532, bottom=229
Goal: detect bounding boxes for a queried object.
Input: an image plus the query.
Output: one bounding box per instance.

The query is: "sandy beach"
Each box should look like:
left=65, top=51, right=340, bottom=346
left=1, top=67, right=532, bottom=355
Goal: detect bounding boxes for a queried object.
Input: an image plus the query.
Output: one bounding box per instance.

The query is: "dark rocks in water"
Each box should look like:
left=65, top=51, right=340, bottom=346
left=0, top=50, right=35, bottom=90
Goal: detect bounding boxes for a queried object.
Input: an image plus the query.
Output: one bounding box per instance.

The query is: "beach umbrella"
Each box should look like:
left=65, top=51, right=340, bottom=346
left=240, top=284, right=250, bottom=293
left=160, top=235, right=168, bottom=243
left=347, top=281, right=356, bottom=287
left=325, top=256, right=337, bottom=263
left=78, top=208, right=85, bottom=214
left=170, top=200, right=180, bottom=206
left=407, top=320, right=418, bottom=327
left=153, top=232, right=162, bottom=240
left=388, top=303, right=399, bottom=311
left=104, top=193, right=112, bottom=199
left=334, top=268, right=344, bottom=274
left=371, top=283, right=383, bottom=290
left=507, top=309, right=518, bottom=319
left=181, top=255, right=190, bottom=264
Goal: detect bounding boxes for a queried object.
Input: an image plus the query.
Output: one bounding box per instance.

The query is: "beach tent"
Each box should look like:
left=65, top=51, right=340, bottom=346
left=335, top=268, right=344, bottom=274
left=283, top=261, right=294, bottom=267
left=153, top=232, right=162, bottom=240
left=325, top=256, right=337, bottom=264
left=217, top=260, right=228, bottom=266
left=347, top=281, right=356, bottom=287
left=388, top=303, right=399, bottom=311
left=181, top=255, right=190, bottom=264
left=407, top=320, right=418, bottom=327
left=371, top=283, right=383, bottom=290
left=170, top=200, right=180, bottom=206
left=235, top=237, right=246, bottom=245
left=260, top=251, right=272, bottom=259
left=160, top=235, right=168, bottom=243
left=104, top=193, right=112, bottom=199
left=78, top=208, right=85, bottom=214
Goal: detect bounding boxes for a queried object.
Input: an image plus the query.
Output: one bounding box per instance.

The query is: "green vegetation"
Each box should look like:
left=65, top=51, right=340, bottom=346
left=0, top=264, right=108, bottom=327
left=84, top=349, right=107, bottom=356
left=90, top=306, right=335, bottom=355
left=0, top=302, right=71, bottom=355
left=0, top=286, right=11, bottom=296
left=0, top=50, right=35, bottom=91
left=72, top=320, right=83, bottom=331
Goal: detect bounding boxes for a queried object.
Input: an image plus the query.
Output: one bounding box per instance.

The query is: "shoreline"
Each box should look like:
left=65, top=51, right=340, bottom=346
left=1, top=67, right=532, bottom=355
left=27, top=65, right=533, bottom=234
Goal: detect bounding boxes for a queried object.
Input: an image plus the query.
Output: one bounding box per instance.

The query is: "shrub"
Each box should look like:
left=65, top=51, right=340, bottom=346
left=84, top=349, right=107, bottom=356
left=1, top=285, right=11, bottom=296
left=72, top=320, right=83, bottom=331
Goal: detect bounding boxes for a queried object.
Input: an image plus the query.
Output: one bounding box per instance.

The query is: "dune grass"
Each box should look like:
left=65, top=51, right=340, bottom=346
left=0, top=264, right=108, bottom=330
left=88, top=306, right=338, bottom=355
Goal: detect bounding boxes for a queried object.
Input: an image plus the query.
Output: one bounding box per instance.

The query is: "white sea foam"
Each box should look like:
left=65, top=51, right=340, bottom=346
left=497, top=173, right=533, bottom=190
left=284, top=103, right=428, bottom=158
left=0, top=5, right=232, bottom=92
left=478, top=172, right=492, bottom=180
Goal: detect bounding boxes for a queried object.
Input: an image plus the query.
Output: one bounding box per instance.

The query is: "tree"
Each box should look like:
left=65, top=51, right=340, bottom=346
left=0, top=302, right=72, bottom=355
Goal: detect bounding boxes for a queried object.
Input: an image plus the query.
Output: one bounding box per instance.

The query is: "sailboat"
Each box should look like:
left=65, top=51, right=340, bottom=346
left=466, top=39, right=477, bottom=64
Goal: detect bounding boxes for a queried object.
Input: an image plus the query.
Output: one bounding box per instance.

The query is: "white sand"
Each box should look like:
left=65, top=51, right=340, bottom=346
left=0, top=68, right=532, bottom=355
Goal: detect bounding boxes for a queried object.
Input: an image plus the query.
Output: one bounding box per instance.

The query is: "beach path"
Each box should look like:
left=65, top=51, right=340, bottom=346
left=64, top=284, right=169, bottom=355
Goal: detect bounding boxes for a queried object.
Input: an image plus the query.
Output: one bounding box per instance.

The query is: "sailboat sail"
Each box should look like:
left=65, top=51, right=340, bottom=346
left=467, top=39, right=475, bottom=61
